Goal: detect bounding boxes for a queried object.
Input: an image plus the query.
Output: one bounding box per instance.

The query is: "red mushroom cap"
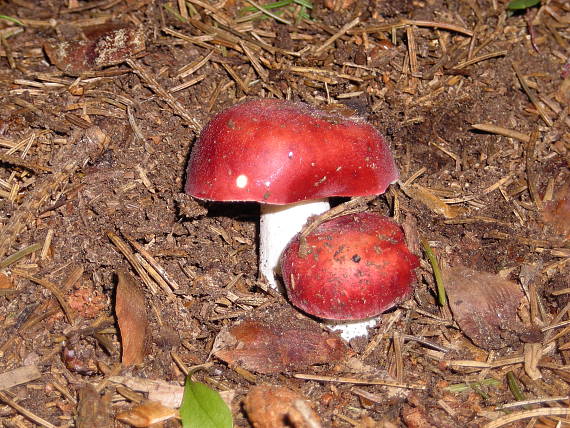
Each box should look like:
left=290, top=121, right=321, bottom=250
left=281, top=212, right=419, bottom=320
left=185, top=99, right=398, bottom=204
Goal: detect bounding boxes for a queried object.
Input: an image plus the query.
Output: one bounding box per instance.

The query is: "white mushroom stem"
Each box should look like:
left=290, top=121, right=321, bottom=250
left=259, top=199, right=330, bottom=292
left=327, top=319, right=378, bottom=341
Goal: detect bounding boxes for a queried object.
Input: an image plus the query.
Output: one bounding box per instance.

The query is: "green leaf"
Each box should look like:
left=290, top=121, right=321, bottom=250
left=506, top=0, right=540, bottom=10
left=180, top=377, right=233, bottom=428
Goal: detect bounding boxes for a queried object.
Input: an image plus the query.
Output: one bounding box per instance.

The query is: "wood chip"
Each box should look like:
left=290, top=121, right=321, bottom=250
left=0, top=365, right=42, bottom=390
left=109, top=376, right=184, bottom=408
left=244, top=385, right=322, bottom=428
left=76, top=384, right=112, bottom=428
left=523, top=343, right=543, bottom=380
left=116, top=401, right=177, bottom=427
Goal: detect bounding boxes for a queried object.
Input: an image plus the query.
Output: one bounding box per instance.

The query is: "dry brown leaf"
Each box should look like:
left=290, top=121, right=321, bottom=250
left=116, top=270, right=149, bottom=366
left=213, top=318, right=349, bottom=374
left=244, top=384, right=321, bottom=428
left=542, top=178, right=570, bottom=239
left=115, top=401, right=177, bottom=427
left=401, top=184, right=465, bottom=219
left=44, top=25, right=145, bottom=74
left=443, top=265, right=542, bottom=350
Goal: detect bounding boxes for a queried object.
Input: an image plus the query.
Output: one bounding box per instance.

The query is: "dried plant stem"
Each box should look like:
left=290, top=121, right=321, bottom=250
left=496, top=396, right=570, bottom=410
left=362, top=310, right=402, bottom=359
left=0, top=391, right=57, bottom=428
left=11, top=268, right=76, bottom=324
left=314, top=17, right=360, bottom=55
left=0, top=126, right=109, bottom=259
left=177, top=49, right=215, bottom=79
left=351, top=19, right=473, bottom=37
left=471, top=123, right=531, bottom=142
left=406, top=26, right=418, bottom=89
left=0, top=152, right=52, bottom=172
left=482, top=408, right=570, bottom=428
left=293, top=373, right=425, bottom=389
left=512, top=62, right=553, bottom=127
left=124, top=235, right=179, bottom=290
left=393, top=331, right=404, bottom=382
left=221, top=62, right=250, bottom=94
left=453, top=50, right=507, bottom=69
left=525, top=130, right=543, bottom=211
left=107, top=231, right=160, bottom=295
left=126, top=59, right=201, bottom=131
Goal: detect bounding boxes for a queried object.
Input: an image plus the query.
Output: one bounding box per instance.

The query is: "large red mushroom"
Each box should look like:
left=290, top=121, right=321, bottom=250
left=185, top=98, right=398, bottom=290
left=281, top=212, right=419, bottom=339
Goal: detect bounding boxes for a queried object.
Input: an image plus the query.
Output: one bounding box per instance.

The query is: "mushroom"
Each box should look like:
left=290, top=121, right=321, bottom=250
left=185, top=98, right=398, bottom=290
left=281, top=212, right=419, bottom=340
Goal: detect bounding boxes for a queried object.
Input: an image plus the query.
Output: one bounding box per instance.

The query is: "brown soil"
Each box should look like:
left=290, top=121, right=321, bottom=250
left=0, top=0, right=569, bottom=427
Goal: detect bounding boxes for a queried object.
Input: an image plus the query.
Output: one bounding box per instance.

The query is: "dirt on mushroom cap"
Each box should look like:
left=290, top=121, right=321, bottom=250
left=281, top=212, right=419, bottom=320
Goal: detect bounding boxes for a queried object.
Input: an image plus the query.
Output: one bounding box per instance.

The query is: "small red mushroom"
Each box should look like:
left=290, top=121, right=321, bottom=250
left=185, top=99, right=398, bottom=289
left=281, top=212, right=419, bottom=330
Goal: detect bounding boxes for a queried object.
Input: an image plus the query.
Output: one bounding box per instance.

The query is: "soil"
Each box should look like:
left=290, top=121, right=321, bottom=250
left=0, top=0, right=569, bottom=427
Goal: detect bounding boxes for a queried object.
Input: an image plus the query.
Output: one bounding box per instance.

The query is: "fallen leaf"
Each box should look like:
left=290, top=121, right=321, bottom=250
left=213, top=318, right=349, bottom=374
left=44, top=24, right=145, bottom=74
left=401, top=184, right=465, bottom=219
left=542, top=178, right=570, bottom=239
left=243, top=385, right=321, bottom=428
left=116, top=270, right=149, bottom=366
left=76, top=384, right=112, bottom=428
left=443, top=265, right=542, bottom=350
left=116, top=401, right=177, bottom=427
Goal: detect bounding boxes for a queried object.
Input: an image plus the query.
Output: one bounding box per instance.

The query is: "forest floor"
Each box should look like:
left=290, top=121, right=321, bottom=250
left=0, top=0, right=569, bottom=427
